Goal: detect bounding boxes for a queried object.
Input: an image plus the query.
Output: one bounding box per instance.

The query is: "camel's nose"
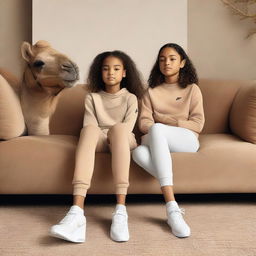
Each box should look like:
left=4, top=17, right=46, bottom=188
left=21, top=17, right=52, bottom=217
left=61, top=61, right=79, bottom=81
left=61, top=62, right=75, bottom=72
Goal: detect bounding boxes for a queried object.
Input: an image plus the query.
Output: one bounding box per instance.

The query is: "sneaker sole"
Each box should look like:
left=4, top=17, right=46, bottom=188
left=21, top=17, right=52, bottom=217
left=110, top=231, right=129, bottom=242
left=172, top=231, right=191, bottom=238
left=50, top=225, right=86, bottom=243
left=167, top=221, right=191, bottom=238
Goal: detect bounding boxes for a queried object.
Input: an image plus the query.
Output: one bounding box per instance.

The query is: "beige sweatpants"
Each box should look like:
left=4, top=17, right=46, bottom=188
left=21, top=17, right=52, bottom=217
left=72, top=123, right=137, bottom=197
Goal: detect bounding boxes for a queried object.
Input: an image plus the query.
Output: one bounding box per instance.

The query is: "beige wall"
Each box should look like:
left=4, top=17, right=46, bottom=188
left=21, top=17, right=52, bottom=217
left=32, top=0, right=188, bottom=83
left=0, top=0, right=255, bottom=81
left=0, top=0, right=32, bottom=80
left=188, top=0, right=256, bottom=80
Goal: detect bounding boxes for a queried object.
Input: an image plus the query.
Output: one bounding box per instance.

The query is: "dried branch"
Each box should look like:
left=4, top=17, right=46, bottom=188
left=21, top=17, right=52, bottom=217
left=247, top=28, right=256, bottom=37
left=221, top=0, right=256, bottom=37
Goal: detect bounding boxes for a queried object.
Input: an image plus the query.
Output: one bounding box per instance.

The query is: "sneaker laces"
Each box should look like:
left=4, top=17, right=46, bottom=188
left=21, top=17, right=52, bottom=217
left=112, top=210, right=127, bottom=224
left=168, top=207, right=185, bottom=215
left=59, top=210, right=79, bottom=225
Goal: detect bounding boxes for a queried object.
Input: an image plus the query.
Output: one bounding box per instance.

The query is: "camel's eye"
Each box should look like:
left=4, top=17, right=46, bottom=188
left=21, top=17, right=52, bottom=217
left=33, top=60, right=45, bottom=68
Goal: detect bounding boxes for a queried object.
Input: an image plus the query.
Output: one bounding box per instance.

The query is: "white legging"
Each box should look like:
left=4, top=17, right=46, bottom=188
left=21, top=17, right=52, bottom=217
left=132, top=123, right=200, bottom=187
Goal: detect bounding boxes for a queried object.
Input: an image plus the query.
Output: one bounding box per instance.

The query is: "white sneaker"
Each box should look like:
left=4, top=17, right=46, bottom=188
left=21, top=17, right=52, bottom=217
left=166, top=203, right=191, bottom=238
left=110, top=205, right=129, bottom=242
left=50, top=205, right=86, bottom=243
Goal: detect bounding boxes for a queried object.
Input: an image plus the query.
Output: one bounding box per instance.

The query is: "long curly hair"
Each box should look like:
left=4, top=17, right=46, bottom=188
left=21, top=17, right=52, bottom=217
left=148, top=43, right=198, bottom=88
left=87, top=51, right=144, bottom=98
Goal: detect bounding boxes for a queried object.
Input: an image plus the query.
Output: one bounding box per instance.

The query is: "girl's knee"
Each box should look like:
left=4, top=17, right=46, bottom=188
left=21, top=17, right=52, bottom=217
left=193, top=142, right=200, bottom=152
left=108, top=123, right=127, bottom=139
left=82, top=124, right=101, bottom=134
left=80, top=125, right=101, bottom=141
left=149, top=123, right=165, bottom=135
left=132, top=145, right=149, bottom=162
left=132, top=147, right=141, bottom=161
left=110, top=123, right=126, bottom=131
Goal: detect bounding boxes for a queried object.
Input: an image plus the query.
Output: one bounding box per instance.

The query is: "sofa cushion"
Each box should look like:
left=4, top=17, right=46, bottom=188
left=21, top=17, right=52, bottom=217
left=0, top=135, right=78, bottom=194
left=229, top=81, right=256, bottom=144
left=0, top=133, right=255, bottom=194
left=172, top=133, right=256, bottom=193
left=0, top=75, right=25, bottom=140
left=0, top=134, right=158, bottom=194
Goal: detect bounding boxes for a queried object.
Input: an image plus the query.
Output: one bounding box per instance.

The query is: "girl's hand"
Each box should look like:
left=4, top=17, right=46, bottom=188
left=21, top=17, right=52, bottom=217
left=153, top=112, right=177, bottom=126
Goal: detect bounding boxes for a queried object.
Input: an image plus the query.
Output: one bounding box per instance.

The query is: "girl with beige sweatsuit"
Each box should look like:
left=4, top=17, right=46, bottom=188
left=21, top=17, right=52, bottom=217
left=132, top=43, right=205, bottom=238
left=50, top=51, right=144, bottom=243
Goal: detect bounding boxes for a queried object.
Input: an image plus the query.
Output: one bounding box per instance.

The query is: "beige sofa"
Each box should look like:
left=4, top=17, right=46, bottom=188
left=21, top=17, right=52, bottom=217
left=0, top=79, right=256, bottom=195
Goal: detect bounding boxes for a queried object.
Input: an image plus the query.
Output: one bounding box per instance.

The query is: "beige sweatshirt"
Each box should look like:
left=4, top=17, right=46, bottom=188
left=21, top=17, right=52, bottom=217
left=139, top=83, right=205, bottom=137
left=83, top=88, right=138, bottom=133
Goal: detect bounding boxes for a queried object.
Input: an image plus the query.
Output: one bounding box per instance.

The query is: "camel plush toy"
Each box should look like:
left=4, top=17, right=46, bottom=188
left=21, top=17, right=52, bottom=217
left=0, top=40, right=79, bottom=139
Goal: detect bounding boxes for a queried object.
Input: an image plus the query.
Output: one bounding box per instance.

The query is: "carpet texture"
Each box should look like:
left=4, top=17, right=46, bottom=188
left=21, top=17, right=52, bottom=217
left=0, top=202, right=256, bottom=256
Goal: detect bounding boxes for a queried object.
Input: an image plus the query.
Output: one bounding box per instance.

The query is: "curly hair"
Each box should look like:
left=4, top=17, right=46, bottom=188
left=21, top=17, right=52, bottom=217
left=87, top=51, right=144, bottom=98
left=148, top=43, right=198, bottom=88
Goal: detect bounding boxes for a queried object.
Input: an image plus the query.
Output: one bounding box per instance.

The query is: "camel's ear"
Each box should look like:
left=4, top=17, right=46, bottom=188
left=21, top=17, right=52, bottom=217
left=34, top=40, right=51, bottom=48
left=21, top=42, right=34, bottom=62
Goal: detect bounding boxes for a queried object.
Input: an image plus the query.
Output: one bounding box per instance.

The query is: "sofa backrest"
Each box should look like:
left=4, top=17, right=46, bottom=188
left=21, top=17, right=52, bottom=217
left=199, top=79, right=242, bottom=134
left=50, top=85, right=86, bottom=136
left=49, top=79, right=243, bottom=136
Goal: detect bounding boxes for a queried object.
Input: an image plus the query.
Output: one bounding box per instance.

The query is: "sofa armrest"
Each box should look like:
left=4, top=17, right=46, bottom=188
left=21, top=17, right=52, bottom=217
left=0, top=74, right=25, bottom=140
left=229, top=81, right=256, bottom=143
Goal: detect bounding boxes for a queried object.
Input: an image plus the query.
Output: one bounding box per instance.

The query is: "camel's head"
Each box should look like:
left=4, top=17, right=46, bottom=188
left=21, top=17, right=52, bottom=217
left=21, top=40, right=79, bottom=95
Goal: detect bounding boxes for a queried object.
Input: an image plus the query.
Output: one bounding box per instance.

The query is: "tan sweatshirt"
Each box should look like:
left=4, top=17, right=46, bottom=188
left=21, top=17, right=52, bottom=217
left=83, top=88, right=138, bottom=133
left=139, top=83, right=205, bottom=137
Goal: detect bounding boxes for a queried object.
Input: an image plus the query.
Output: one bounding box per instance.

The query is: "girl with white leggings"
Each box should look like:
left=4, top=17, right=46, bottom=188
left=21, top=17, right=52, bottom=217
left=132, top=43, right=205, bottom=238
